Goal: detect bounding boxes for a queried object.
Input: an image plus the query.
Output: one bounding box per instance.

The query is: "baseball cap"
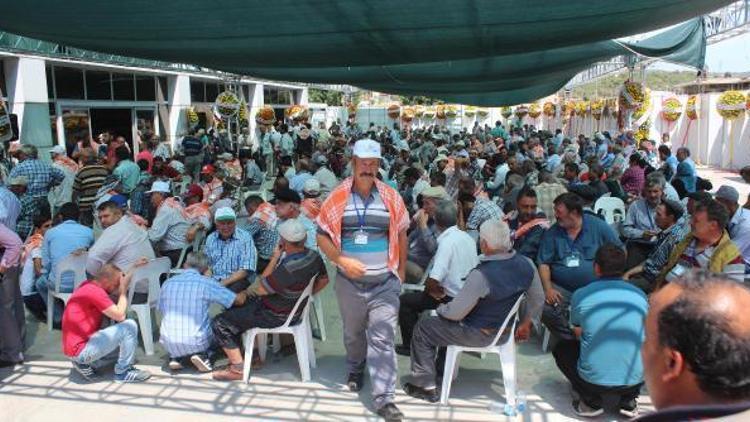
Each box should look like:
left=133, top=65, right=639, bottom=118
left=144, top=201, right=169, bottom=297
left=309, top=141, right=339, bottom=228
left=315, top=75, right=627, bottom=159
left=214, top=207, right=236, bottom=222
left=278, top=218, right=307, bottom=242
left=303, top=178, right=321, bottom=196
left=201, top=164, right=216, bottom=174
left=169, top=160, right=185, bottom=174
left=184, top=184, right=203, bottom=201
left=456, top=150, right=469, bottom=158
left=420, top=186, right=449, bottom=200
left=275, top=188, right=301, bottom=204
left=352, top=139, right=382, bottom=159
left=109, top=194, right=129, bottom=209
left=715, top=185, right=739, bottom=203
left=146, top=180, right=171, bottom=194
left=50, top=145, right=66, bottom=156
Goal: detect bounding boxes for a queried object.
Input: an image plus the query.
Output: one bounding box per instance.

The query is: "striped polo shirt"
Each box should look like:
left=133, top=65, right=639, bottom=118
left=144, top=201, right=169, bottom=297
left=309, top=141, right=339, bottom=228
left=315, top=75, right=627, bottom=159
left=340, top=188, right=391, bottom=283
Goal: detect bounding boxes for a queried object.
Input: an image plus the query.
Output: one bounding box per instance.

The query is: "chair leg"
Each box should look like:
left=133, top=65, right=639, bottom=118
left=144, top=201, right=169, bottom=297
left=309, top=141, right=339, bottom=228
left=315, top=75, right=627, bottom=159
left=242, top=332, right=257, bottom=383
left=542, top=327, right=550, bottom=352
left=271, top=333, right=281, bottom=354
left=440, top=348, right=459, bottom=405
left=312, top=295, right=327, bottom=341
left=258, top=333, right=268, bottom=362
left=499, top=341, right=517, bottom=409
left=135, top=307, right=154, bottom=355
left=47, top=291, right=54, bottom=331
left=293, top=328, right=311, bottom=382
left=306, top=321, right=317, bottom=368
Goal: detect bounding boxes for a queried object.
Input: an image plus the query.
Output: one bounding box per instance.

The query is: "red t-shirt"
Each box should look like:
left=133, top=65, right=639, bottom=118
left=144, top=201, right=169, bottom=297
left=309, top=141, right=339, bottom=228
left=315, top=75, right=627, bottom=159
left=61, top=281, right=115, bottom=357
left=136, top=150, right=154, bottom=172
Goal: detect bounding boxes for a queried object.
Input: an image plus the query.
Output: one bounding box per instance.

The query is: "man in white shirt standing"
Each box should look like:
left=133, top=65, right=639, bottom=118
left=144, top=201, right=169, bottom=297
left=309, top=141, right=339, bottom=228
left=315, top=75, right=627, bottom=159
left=396, top=200, right=479, bottom=356
left=715, top=185, right=750, bottom=270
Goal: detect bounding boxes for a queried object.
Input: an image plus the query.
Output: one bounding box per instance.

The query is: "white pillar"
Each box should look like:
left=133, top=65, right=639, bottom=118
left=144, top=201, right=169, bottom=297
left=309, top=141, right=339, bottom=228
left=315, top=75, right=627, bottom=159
left=168, top=74, right=191, bottom=150
left=248, top=83, right=265, bottom=152
left=4, top=57, right=54, bottom=157
left=298, top=87, right=309, bottom=105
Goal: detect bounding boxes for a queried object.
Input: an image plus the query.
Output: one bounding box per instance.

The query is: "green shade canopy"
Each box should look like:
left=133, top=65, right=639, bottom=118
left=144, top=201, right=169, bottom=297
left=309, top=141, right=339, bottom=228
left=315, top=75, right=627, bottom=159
left=0, top=0, right=727, bottom=105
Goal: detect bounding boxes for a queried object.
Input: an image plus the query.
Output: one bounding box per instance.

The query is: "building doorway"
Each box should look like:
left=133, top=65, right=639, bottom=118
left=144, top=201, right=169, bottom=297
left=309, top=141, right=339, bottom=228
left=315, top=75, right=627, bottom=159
left=90, top=108, right=133, bottom=152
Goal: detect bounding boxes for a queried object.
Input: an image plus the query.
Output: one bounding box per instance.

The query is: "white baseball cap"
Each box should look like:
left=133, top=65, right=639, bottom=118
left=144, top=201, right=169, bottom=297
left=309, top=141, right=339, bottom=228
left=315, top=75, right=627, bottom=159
left=303, top=178, right=321, bottom=195
left=278, top=218, right=307, bottom=242
left=214, top=207, right=237, bottom=222
left=352, top=139, right=382, bottom=159
left=146, top=180, right=171, bottom=194
left=50, top=145, right=66, bottom=156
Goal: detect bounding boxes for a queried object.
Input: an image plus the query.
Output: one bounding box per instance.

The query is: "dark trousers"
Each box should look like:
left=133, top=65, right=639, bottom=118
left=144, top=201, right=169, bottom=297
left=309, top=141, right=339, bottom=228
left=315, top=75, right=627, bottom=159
left=626, top=241, right=655, bottom=271
left=553, top=339, right=642, bottom=408
left=398, top=291, right=451, bottom=347
left=226, top=277, right=252, bottom=294
left=211, top=297, right=286, bottom=350
left=0, top=268, right=25, bottom=362
left=160, top=248, right=184, bottom=269
left=257, top=257, right=271, bottom=275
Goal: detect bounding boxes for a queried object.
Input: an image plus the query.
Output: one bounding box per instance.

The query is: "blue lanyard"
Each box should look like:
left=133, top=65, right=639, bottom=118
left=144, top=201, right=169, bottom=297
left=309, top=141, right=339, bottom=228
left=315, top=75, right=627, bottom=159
left=353, top=192, right=372, bottom=229
left=562, top=225, right=584, bottom=255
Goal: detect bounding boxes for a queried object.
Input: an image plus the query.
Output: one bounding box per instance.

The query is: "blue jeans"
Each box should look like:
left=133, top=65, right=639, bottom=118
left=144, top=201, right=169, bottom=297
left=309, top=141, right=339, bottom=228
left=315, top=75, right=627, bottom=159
left=72, top=319, right=138, bottom=375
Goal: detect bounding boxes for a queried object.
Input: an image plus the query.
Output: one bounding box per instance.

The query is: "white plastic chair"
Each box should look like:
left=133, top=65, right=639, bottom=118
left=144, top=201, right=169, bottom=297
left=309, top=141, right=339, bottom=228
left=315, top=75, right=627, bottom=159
left=594, top=196, right=626, bottom=225
left=171, top=228, right=207, bottom=273
left=242, top=276, right=317, bottom=382
left=126, top=257, right=172, bottom=355
left=440, top=293, right=525, bottom=406
left=310, top=294, right=327, bottom=341
left=47, top=252, right=89, bottom=331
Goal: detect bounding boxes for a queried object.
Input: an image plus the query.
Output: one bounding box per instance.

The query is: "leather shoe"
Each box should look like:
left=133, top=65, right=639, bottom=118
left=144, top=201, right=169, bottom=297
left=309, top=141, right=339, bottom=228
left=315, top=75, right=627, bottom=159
left=403, top=382, right=439, bottom=403
left=376, top=403, right=404, bottom=421
left=346, top=372, right=364, bottom=392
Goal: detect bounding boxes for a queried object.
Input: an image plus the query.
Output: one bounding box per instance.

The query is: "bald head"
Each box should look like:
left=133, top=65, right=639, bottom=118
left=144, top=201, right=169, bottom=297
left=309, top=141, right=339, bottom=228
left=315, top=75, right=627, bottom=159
left=643, top=275, right=750, bottom=410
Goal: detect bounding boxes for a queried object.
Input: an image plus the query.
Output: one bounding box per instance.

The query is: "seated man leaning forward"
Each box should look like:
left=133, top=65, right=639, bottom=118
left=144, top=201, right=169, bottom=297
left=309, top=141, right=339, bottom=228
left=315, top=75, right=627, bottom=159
left=62, top=263, right=151, bottom=383
left=402, top=219, right=544, bottom=403
left=204, top=206, right=257, bottom=293
left=553, top=244, right=648, bottom=418
left=158, top=251, right=245, bottom=373
left=211, top=219, right=328, bottom=381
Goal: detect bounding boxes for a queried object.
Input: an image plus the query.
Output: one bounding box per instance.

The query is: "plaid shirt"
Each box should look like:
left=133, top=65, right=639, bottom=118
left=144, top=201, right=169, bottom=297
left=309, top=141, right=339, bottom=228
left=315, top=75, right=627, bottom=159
left=16, top=194, right=44, bottom=240
left=642, top=216, right=691, bottom=282
left=205, top=228, right=257, bottom=280
left=158, top=269, right=236, bottom=357
left=466, top=198, right=503, bottom=231
left=9, top=159, right=65, bottom=197
left=242, top=205, right=280, bottom=260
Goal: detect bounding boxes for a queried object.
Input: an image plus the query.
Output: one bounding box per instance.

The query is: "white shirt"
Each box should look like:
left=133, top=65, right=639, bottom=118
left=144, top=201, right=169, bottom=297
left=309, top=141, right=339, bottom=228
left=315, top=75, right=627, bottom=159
left=87, top=216, right=156, bottom=292
left=729, top=207, right=750, bottom=266
left=429, top=225, right=480, bottom=297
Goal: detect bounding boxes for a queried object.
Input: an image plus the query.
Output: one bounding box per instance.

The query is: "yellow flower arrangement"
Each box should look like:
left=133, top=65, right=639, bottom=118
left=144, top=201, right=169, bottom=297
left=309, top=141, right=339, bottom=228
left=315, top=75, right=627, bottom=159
left=528, top=103, right=542, bottom=119
left=285, top=105, right=309, bottom=121
left=464, top=106, right=477, bottom=117
left=591, top=99, right=604, bottom=120
left=686, top=95, right=698, bottom=120
left=255, top=106, right=276, bottom=125
left=402, top=106, right=416, bottom=122
left=387, top=103, right=401, bottom=119
left=661, top=97, right=682, bottom=122
left=501, top=106, right=513, bottom=119
left=543, top=102, right=556, bottom=117
left=716, top=91, right=746, bottom=120
left=514, top=105, right=529, bottom=118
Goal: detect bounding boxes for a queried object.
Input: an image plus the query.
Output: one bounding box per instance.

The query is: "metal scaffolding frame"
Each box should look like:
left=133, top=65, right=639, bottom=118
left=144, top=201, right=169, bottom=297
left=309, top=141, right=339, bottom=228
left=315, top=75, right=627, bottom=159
left=567, top=0, right=750, bottom=87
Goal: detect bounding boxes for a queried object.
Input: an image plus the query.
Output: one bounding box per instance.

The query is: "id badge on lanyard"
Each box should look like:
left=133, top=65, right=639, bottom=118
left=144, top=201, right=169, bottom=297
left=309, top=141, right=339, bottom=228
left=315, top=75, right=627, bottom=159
left=353, top=193, right=371, bottom=245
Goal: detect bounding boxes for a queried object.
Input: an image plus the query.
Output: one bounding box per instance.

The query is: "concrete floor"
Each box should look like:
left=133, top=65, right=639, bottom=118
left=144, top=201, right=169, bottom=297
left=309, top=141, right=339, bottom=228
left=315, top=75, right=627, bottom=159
left=0, top=276, right=655, bottom=422
left=10, top=166, right=744, bottom=422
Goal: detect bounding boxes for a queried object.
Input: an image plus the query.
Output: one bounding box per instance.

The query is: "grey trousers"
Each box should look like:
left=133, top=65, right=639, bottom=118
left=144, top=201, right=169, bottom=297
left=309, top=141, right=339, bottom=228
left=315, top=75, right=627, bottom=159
left=335, top=274, right=400, bottom=409
left=0, top=267, right=25, bottom=362
left=410, top=316, right=495, bottom=390
left=404, top=260, right=425, bottom=284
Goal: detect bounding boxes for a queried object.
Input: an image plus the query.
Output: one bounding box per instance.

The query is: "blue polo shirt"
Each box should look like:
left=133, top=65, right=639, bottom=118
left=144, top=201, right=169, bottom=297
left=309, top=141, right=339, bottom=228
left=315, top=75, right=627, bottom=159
left=571, top=279, right=648, bottom=386
left=536, top=214, right=622, bottom=292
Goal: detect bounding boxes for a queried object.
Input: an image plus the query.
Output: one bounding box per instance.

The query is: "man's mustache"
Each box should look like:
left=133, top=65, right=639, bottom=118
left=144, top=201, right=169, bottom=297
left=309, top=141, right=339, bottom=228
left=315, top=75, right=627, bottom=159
left=358, top=173, right=375, bottom=178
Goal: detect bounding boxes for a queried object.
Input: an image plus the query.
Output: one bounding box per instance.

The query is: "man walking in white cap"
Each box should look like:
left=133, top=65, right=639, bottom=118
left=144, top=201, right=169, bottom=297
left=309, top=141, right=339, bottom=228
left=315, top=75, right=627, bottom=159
left=316, top=139, right=409, bottom=421
left=146, top=180, right=190, bottom=267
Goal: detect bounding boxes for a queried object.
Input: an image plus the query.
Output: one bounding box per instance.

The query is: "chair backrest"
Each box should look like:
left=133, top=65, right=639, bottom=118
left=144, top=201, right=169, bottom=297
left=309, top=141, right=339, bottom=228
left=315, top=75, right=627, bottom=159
left=174, top=228, right=207, bottom=269
left=127, top=257, right=172, bottom=307
left=488, top=293, right=526, bottom=347
left=192, top=228, right=207, bottom=252
left=54, top=252, right=89, bottom=293
left=279, top=275, right=317, bottom=329
left=594, top=196, right=626, bottom=224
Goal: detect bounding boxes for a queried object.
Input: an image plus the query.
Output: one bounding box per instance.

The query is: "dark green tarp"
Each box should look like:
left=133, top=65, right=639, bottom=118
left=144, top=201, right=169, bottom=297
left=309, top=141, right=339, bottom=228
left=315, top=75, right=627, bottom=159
left=0, top=0, right=727, bottom=105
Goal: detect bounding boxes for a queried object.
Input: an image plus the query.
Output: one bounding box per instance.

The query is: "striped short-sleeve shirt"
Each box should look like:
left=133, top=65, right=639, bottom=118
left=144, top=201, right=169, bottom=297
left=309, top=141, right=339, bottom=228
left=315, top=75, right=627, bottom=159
left=340, top=189, right=390, bottom=283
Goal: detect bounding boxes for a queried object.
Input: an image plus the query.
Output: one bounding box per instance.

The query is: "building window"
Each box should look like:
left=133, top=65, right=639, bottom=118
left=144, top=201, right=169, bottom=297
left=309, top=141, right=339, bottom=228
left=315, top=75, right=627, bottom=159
left=61, top=108, right=90, bottom=148
left=86, top=70, right=112, bottom=100
left=54, top=66, right=85, bottom=99
left=135, top=75, right=156, bottom=101
left=112, top=73, right=135, bottom=101
left=190, top=80, right=205, bottom=103
left=157, top=76, right=169, bottom=102
left=45, top=65, right=55, bottom=99
left=205, top=83, right=219, bottom=103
